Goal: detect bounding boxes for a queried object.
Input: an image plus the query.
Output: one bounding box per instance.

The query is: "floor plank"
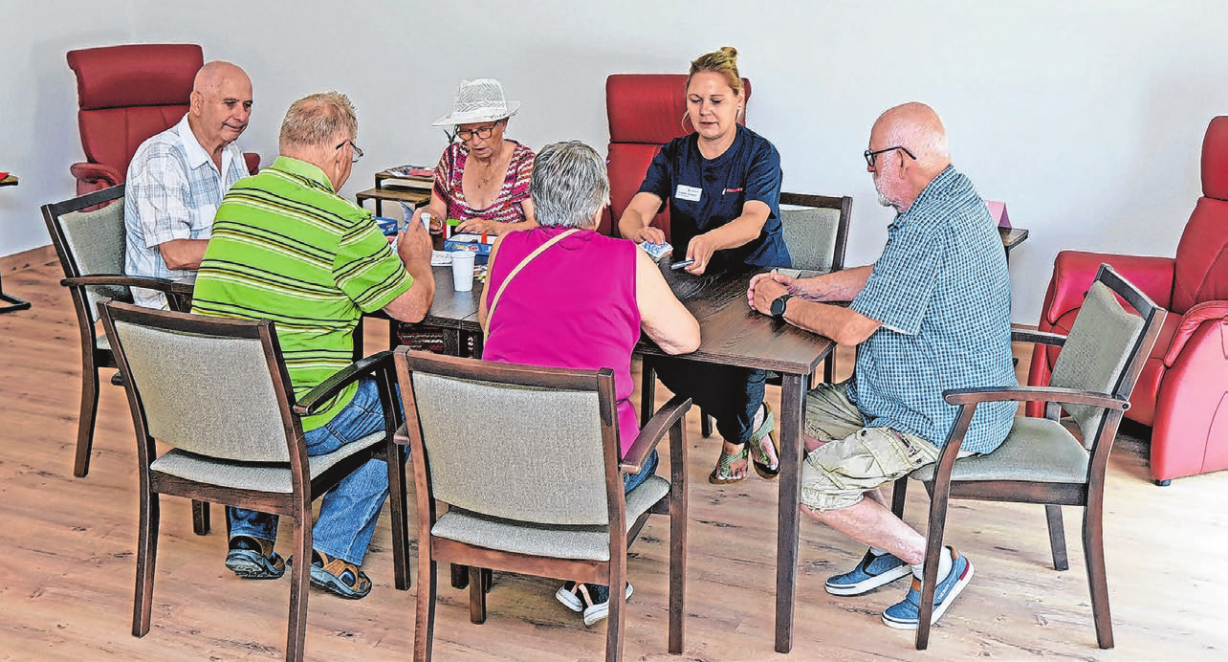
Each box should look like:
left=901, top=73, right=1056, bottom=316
left=1, top=248, right=1225, bottom=660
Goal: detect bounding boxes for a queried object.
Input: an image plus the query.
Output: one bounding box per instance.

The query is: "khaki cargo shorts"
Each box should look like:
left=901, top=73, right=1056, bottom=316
left=801, top=382, right=939, bottom=512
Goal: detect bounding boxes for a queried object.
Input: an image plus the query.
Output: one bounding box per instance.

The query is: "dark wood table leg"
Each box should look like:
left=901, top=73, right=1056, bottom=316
left=775, top=372, right=807, bottom=653
left=441, top=328, right=462, bottom=357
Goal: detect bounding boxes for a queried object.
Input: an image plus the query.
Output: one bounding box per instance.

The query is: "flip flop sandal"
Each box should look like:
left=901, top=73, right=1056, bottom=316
left=305, top=552, right=373, bottom=600
left=708, top=442, right=750, bottom=485
left=749, top=403, right=781, bottom=480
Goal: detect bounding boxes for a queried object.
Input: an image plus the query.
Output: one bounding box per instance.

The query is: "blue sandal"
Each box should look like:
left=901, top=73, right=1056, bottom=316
left=305, top=551, right=373, bottom=600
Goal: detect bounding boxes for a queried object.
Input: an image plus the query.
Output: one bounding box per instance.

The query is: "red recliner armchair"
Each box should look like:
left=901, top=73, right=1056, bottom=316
left=1027, top=116, right=1228, bottom=485
left=602, top=74, right=750, bottom=237
left=67, top=44, right=258, bottom=196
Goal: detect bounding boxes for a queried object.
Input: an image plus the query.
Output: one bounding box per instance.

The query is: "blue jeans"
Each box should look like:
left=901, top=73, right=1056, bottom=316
left=227, top=379, right=394, bottom=566
left=653, top=358, right=767, bottom=445
left=623, top=449, right=659, bottom=493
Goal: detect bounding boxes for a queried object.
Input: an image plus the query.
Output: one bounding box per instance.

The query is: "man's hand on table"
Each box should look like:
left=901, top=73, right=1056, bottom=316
left=748, top=270, right=792, bottom=315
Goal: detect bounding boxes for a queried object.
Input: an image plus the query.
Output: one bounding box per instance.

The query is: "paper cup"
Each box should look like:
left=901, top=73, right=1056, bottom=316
left=450, top=250, right=476, bottom=292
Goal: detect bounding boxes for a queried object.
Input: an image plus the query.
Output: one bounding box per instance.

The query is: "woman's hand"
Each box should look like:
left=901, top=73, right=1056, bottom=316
left=628, top=225, right=667, bottom=245
left=684, top=232, right=719, bottom=275
left=456, top=217, right=501, bottom=236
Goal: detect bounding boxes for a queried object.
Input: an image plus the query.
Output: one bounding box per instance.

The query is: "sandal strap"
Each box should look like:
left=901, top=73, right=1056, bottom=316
left=316, top=551, right=371, bottom=591
left=713, top=443, right=749, bottom=479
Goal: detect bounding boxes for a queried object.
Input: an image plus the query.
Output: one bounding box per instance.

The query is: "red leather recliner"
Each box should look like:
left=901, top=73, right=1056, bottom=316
left=67, top=44, right=259, bottom=196
left=602, top=74, right=750, bottom=237
left=1027, top=116, right=1228, bottom=484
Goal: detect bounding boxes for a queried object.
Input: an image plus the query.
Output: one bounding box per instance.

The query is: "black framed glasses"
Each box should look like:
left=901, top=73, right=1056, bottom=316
left=455, top=123, right=499, bottom=142
left=864, top=145, right=916, bottom=168
left=335, top=139, right=363, bottom=163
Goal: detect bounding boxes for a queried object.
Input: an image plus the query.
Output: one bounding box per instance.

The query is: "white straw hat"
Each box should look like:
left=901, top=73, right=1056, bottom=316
left=432, top=78, right=521, bottom=126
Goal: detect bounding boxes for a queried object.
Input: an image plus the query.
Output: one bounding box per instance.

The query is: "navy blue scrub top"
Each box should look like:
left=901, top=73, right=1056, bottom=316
left=638, top=124, right=790, bottom=272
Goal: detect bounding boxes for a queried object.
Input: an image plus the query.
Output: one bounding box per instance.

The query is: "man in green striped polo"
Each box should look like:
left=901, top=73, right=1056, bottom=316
left=192, top=91, right=434, bottom=599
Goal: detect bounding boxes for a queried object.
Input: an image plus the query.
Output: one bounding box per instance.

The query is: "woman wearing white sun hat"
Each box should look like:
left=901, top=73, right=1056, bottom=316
left=405, top=78, right=536, bottom=238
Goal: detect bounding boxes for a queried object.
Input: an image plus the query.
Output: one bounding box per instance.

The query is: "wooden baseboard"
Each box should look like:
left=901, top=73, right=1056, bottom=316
left=1, top=245, right=56, bottom=274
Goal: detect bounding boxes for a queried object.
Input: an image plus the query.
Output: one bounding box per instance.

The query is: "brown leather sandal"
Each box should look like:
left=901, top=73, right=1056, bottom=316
left=308, top=551, right=373, bottom=599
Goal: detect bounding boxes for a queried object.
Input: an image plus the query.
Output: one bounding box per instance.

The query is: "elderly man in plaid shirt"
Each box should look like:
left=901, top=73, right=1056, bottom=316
left=124, top=61, right=253, bottom=309
left=748, top=102, right=1016, bottom=631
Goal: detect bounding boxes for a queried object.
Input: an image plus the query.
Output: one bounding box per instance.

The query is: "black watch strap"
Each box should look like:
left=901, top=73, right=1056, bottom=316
left=771, top=293, right=793, bottom=320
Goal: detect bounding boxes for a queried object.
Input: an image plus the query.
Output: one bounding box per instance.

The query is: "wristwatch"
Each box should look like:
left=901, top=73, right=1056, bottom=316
left=770, top=293, right=793, bottom=320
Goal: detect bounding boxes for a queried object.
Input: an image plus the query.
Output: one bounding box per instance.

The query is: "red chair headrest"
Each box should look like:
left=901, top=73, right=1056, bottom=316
left=67, top=44, right=203, bottom=110
left=1201, top=116, right=1228, bottom=201
left=606, top=74, right=751, bottom=145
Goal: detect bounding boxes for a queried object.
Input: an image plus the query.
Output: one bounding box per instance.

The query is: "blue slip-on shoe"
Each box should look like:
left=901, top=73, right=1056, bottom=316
left=881, top=547, right=975, bottom=630
left=825, top=549, right=912, bottom=596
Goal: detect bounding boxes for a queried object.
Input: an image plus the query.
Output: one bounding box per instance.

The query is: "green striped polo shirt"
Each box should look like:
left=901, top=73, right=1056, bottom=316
left=192, top=156, right=412, bottom=430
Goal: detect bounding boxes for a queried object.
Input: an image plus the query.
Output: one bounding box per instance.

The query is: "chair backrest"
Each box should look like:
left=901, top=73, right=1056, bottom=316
left=100, top=301, right=299, bottom=462
left=778, top=192, right=853, bottom=272
left=1048, top=265, right=1166, bottom=447
left=1172, top=115, right=1228, bottom=314
left=396, top=350, right=621, bottom=526
left=603, top=73, right=751, bottom=238
left=66, top=44, right=203, bottom=185
left=42, top=185, right=131, bottom=325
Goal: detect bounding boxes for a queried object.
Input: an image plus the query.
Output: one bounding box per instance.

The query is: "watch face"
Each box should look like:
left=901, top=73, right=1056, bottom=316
left=771, top=295, right=790, bottom=317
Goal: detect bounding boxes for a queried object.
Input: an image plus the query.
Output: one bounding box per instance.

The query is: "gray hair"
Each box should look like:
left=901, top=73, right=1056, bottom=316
left=279, top=91, right=357, bottom=151
left=530, top=141, right=610, bottom=228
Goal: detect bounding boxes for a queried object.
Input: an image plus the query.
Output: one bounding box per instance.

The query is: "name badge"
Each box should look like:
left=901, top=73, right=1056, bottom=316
left=675, top=184, right=702, bottom=202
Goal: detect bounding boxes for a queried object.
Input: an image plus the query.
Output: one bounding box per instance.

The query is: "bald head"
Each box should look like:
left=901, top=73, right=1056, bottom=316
left=866, top=102, right=951, bottom=212
left=188, top=60, right=253, bottom=159
left=871, top=102, right=950, bottom=172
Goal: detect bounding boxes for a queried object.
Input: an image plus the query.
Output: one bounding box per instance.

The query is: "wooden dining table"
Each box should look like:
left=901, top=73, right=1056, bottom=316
left=177, top=260, right=834, bottom=653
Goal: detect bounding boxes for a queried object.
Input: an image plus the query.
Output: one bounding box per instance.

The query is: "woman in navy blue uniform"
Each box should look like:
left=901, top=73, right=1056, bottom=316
left=619, top=46, right=789, bottom=485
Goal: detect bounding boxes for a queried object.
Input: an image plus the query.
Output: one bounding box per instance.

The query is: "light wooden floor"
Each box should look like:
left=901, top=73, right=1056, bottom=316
left=3, top=245, right=1226, bottom=661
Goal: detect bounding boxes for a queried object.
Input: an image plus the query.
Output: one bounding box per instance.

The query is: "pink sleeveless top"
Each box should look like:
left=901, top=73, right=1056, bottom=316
left=483, top=227, right=641, bottom=455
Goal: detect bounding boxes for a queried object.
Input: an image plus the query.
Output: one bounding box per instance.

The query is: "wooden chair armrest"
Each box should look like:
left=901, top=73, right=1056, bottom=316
left=943, top=385, right=1128, bottom=410
left=62, top=274, right=176, bottom=292
left=621, top=395, right=692, bottom=474
left=293, top=350, right=395, bottom=416
left=1011, top=327, right=1067, bottom=347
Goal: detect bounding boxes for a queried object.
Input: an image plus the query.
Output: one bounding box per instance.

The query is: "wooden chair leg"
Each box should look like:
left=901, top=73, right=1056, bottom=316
left=468, top=566, right=487, bottom=624
left=668, top=420, right=688, bottom=655
left=700, top=411, right=713, bottom=438
left=388, top=443, right=411, bottom=590
left=1083, top=501, right=1115, bottom=649
left=191, top=500, right=211, bottom=536
left=74, top=365, right=101, bottom=478
left=285, top=508, right=312, bottom=662
left=415, top=555, right=437, bottom=662
left=1045, top=504, right=1069, bottom=571
left=606, top=559, right=627, bottom=662
left=451, top=564, right=468, bottom=589
left=915, top=479, right=953, bottom=650
left=131, top=491, right=159, bottom=637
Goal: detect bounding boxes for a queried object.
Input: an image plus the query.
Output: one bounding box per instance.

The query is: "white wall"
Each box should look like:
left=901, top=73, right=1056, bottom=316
left=3, top=0, right=1227, bottom=323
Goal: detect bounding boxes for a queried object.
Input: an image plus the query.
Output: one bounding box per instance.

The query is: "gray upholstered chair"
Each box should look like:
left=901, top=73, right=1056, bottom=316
left=99, top=301, right=409, bottom=662
left=777, top=192, right=853, bottom=274
left=42, top=186, right=212, bottom=534
left=890, top=264, right=1166, bottom=650
left=393, top=348, right=690, bottom=662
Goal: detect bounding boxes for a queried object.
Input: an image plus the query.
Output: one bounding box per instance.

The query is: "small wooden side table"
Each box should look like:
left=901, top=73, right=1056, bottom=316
left=0, top=174, right=32, bottom=313
left=355, top=180, right=431, bottom=217
left=999, top=225, right=1029, bottom=264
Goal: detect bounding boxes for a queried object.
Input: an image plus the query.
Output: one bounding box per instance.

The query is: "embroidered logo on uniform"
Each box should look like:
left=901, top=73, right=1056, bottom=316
left=723, top=187, right=743, bottom=195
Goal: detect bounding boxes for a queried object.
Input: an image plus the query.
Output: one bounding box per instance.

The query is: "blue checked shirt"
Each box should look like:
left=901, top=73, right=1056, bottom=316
left=847, top=166, right=1016, bottom=453
left=124, top=114, right=247, bottom=308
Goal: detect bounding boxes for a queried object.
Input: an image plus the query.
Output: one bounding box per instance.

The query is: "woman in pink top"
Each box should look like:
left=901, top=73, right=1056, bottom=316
left=478, top=141, right=699, bottom=627
left=406, top=78, right=536, bottom=237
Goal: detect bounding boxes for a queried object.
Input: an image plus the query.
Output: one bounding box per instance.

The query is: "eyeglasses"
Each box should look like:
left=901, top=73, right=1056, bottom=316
left=863, top=146, right=916, bottom=168
left=335, top=139, right=363, bottom=163
left=455, top=123, right=499, bottom=142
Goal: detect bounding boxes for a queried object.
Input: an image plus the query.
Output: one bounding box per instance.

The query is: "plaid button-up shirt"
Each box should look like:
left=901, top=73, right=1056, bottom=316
left=124, top=114, right=247, bottom=309
left=848, top=166, right=1016, bottom=453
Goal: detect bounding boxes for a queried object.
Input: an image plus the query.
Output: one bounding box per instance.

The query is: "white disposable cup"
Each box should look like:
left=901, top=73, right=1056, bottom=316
left=420, top=212, right=432, bottom=232
left=450, top=251, right=476, bottom=292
